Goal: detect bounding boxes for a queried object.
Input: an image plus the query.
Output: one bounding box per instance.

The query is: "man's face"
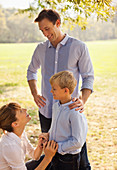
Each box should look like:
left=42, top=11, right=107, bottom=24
left=38, top=18, right=60, bottom=43
left=51, top=81, right=65, bottom=101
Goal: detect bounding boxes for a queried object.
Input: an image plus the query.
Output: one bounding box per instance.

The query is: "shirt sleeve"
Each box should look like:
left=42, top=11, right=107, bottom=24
left=27, top=44, right=41, bottom=81
left=78, top=43, right=94, bottom=92
left=58, top=110, right=88, bottom=155
left=22, top=131, right=35, bottom=159
left=3, top=144, right=27, bottom=170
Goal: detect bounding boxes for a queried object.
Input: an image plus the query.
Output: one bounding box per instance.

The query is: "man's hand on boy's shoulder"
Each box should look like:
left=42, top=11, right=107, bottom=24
left=69, top=98, right=84, bottom=113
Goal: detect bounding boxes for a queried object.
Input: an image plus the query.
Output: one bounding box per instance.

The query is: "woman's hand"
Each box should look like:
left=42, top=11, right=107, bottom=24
left=43, top=140, right=58, bottom=161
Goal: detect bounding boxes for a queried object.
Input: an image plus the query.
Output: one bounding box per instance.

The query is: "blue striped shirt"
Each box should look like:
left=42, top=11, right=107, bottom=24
left=49, top=101, right=88, bottom=155
left=27, top=34, right=94, bottom=118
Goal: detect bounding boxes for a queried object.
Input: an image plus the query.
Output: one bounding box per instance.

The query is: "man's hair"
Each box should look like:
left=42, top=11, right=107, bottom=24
left=50, top=71, right=77, bottom=94
left=0, top=103, right=21, bottom=132
left=34, top=9, right=61, bottom=25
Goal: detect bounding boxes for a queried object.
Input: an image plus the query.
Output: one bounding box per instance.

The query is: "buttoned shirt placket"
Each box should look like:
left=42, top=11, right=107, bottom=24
left=52, top=104, right=62, bottom=141
left=53, top=43, right=61, bottom=105
left=54, top=43, right=61, bottom=74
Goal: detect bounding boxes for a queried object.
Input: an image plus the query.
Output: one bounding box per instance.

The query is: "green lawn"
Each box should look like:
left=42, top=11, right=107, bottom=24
left=87, top=40, right=117, bottom=76
left=0, top=43, right=37, bottom=86
left=0, top=40, right=117, bottom=169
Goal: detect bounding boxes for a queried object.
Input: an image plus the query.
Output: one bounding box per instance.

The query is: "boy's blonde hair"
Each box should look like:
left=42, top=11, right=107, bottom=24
left=49, top=71, right=77, bottom=94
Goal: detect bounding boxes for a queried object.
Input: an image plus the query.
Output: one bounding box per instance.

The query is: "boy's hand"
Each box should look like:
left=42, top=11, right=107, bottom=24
left=38, top=133, right=49, bottom=148
left=38, top=137, right=44, bottom=149
left=39, top=133, right=49, bottom=141
left=42, top=133, right=49, bottom=141
left=69, top=98, right=84, bottom=113
left=43, top=140, right=58, bottom=161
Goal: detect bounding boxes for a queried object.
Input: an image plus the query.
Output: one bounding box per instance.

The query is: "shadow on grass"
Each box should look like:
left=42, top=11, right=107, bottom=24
left=0, top=83, right=19, bottom=94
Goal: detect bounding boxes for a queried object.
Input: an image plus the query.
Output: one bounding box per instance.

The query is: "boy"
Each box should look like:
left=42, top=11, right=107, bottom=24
left=0, top=103, right=58, bottom=170
left=49, top=71, right=88, bottom=170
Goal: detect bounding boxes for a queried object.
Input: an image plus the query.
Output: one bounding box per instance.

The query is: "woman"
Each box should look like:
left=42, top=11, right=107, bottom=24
left=0, top=102, right=58, bottom=170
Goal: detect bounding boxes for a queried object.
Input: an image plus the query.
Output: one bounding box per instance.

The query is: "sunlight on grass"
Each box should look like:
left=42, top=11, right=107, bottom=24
left=0, top=40, right=117, bottom=169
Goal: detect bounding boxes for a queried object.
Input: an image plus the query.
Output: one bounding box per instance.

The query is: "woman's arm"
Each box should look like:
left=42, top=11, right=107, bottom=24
left=35, top=140, right=58, bottom=170
left=34, top=133, right=49, bottom=160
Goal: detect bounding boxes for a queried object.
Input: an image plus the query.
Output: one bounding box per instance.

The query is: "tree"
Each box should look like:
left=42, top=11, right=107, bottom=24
left=0, top=6, right=9, bottom=42
left=115, top=11, right=117, bottom=37
left=0, top=6, right=45, bottom=43
left=18, top=0, right=117, bottom=29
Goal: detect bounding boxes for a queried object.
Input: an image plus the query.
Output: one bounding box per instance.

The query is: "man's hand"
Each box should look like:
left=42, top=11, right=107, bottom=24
left=43, top=140, right=58, bottom=162
left=69, top=98, right=84, bottom=113
left=28, top=80, right=46, bottom=108
left=33, top=94, right=46, bottom=108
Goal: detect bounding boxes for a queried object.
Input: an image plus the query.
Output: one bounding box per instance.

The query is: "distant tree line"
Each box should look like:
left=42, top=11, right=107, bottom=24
left=0, top=5, right=117, bottom=43
left=0, top=6, right=44, bottom=43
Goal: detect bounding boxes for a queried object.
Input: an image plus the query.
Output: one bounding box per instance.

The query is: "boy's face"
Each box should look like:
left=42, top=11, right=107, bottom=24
left=51, top=81, right=65, bottom=101
left=15, top=108, right=31, bottom=127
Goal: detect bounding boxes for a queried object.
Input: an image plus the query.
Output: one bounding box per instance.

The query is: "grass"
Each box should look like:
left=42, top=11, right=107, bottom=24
left=0, top=39, right=117, bottom=169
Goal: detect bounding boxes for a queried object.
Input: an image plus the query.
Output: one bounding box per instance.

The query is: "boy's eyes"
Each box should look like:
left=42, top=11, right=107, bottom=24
left=20, top=110, right=23, bottom=113
left=20, top=108, right=24, bottom=113
left=45, top=28, right=49, bottom=31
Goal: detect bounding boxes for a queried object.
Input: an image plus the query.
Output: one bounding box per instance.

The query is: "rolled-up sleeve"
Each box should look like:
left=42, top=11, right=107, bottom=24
left=78, top=43, right=94, bottom=92
left=27, top=45, right=41, bottom=81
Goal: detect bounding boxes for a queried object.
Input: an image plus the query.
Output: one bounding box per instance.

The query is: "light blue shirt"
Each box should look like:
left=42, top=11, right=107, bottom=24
left=27, top=34, right=94, bottom=118
left=49, top=101, right=88, bottom=155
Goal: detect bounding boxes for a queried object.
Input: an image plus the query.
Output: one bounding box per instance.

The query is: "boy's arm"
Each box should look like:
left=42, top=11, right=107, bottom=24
left=57, top=111, right=88, bottom=154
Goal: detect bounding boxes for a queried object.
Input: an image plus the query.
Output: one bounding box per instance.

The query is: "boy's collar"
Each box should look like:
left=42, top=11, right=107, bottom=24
left=58, top=100, right=73, bottom=107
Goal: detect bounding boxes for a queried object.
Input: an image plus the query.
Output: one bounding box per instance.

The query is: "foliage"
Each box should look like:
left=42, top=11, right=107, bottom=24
left=0, top=6, right=117, bottom=43
left=0, top=6, right=45, bottom=43
left=18, top=0, right=117, bottom=29
left=68, top=18, right=116, bottom=41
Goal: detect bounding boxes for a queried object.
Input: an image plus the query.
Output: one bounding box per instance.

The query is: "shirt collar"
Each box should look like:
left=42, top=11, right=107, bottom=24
left=6, top=132, right=21, bottom=145
left=58, top=100, right=73, bottom=107
left=48, top=34, right=69, bottom=48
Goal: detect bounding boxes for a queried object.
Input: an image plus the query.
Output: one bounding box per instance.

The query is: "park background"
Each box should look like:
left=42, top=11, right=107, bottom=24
left=0, top=0, right=117, bottom=169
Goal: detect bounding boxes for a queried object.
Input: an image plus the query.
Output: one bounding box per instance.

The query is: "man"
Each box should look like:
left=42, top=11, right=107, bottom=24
left=27, top=9, right=94, bottom=169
